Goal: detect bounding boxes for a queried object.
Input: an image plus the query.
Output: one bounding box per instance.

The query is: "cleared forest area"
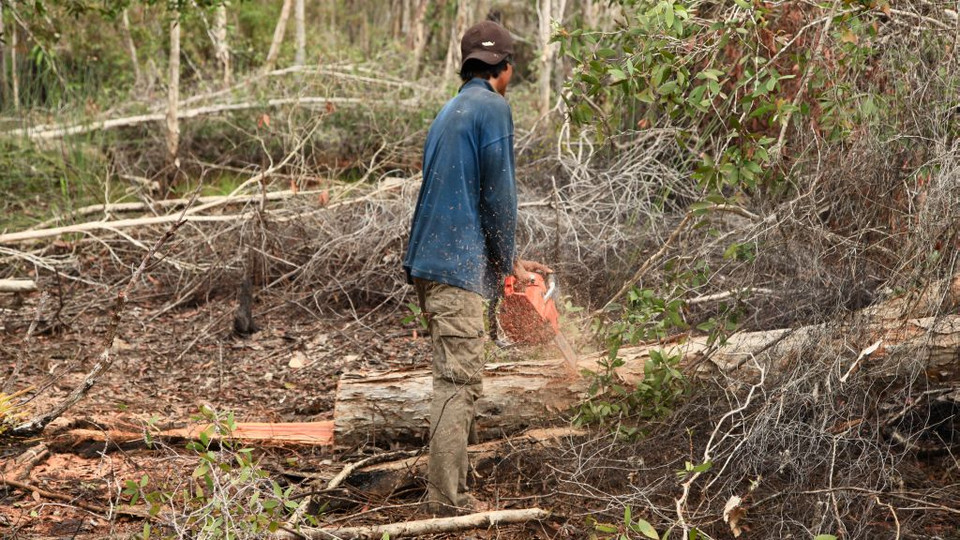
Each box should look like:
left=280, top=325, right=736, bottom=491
left=1, top=0, right=958, bottom=539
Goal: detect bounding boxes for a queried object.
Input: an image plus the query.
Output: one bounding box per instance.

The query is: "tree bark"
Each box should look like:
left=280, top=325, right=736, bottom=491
left=214, top=3, right=232, bottom=87
left=10, top=6, right=18, bottom=113
left=294, top=0, right=306, bottom=66
left=442, top=0, right=467, bottom=84
left=537, top=0, right=553, bottom=117
left=582, top=0, right=598, bottom=28
left=264, top=0, right=294, bottom=73
left=537, top=0, right=567, bottom=117
left=0, top=1, right=8, bottom=106
left=120, top=9, right=142, bottom=89
left=410, top=0, right=431, bottom=78
left=401, top=0, right=412, bottom=37
left=164, top=13, right=181, bottom=193
left=334, top=310, right=960, bottom=448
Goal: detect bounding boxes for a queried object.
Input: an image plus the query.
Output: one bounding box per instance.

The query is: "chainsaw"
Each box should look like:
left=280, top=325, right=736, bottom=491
left=494, top=272, right=579, bottom=375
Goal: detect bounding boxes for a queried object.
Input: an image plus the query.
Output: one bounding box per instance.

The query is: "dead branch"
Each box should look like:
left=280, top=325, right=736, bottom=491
left=6, top=97, right=420, bottom=141
left=10, top=211, right=187, bottom=437
left=0, top=476, right=153, bottom=520
left=0, top=279, right=37, bottom=293
left=29, top=188, right=329, bottom=231
left=2, top=291, right=46, bottom=393
left=279, top=508, right=550, bottom=539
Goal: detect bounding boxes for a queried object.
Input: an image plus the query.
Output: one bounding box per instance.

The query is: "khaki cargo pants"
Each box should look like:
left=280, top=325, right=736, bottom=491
left=413, top=278, right=486, bottom=513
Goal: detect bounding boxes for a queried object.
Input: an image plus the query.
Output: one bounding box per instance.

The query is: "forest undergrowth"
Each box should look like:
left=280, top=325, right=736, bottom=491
left=1, top=0, right=959, bottom=538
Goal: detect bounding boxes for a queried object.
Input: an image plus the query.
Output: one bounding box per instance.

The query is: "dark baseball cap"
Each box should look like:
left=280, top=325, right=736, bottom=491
left=460, top=21, right=514, bottom=69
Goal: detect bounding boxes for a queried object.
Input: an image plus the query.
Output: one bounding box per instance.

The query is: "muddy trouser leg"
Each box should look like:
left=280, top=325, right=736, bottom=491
left=414, top=279, right=485, bottom=512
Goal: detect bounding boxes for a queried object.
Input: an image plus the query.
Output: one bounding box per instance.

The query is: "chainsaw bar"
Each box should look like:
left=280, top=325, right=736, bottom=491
left=498, top=273, right=579, bottom=375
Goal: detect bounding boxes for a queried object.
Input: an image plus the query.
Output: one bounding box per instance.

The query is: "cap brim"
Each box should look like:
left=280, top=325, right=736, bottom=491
left=461, top=50, right=507, bottom=69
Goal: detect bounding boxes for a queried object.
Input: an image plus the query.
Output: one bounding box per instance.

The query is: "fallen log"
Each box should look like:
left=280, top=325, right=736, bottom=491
left=50, top=421, right=335, bottom=454
left=333, top=314, right=960, bottom=448
left=279, top=508, right=550, bottom=540
left=0, top=279, right=36, bottom=293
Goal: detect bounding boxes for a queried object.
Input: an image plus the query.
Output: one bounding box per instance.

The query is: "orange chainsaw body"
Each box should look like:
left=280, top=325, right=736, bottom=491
left=499, top=273, right=560, bottom=345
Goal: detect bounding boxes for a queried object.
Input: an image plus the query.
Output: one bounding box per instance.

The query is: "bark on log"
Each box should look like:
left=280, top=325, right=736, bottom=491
left=0, top=279, right=37, bottom=293
left=334, top=313, right=960, bottom=448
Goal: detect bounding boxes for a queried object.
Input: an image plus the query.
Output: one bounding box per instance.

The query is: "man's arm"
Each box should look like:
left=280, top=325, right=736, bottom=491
left=478, top=133, right=517, bottom=280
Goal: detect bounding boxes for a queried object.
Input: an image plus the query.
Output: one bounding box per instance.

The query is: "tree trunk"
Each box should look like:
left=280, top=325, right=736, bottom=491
left=294, top=0, right=306, bottom=66
left=10, top=7, right=18, bottom=113
left=334, top=312, right=960, bottom=448
left=214, top=3, right=232, bottom=87
left=442, top=0, right=468, bottom=84
left=401, top=0, right=411, bottom=37
left=410, top=0, right=430, bottom=78
left=120, top=9, right=142, bottom=89
left=537, top=0, right=566, bottom=117
left=164, top=13, right=181, bottom=194
left=581, top=0, right=598, bottom=28
left=0, top=1, right=8, bottom=106
left=263, top=0, right=294, bottom=73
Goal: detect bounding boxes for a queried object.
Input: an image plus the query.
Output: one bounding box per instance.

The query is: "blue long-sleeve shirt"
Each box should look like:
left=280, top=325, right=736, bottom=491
left=404, top=78, right=517, bottom=299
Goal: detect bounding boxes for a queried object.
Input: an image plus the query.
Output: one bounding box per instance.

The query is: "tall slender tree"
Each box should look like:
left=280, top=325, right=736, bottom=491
left=410, top=0, right=430, bottom=78
left=10, top=4, right=18, bottom=113
left=120, top=8, right=143, bottom=89
left=263, top=0, right=294, bottom=73
left=0, top=1, right=7, bottom=107
left=214, top=2, right=231, bottom=86
left=442, top=0, right=468, bottom=84
left=164, top=11, right=181, bottom=193
left=538, top=0, right=567, bottom=117
left=294, top=0, right=305, bottom=65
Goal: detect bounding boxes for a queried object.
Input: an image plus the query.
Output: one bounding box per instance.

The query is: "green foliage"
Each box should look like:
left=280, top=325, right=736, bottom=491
left=589, top=506, right=660, bottom=539
left=558, top=0, right=904, bottom=198
left=401, top=302, right=428, bottom=330
left=124, top=406, right=313, bottom=539
left=575, top=346, right=687, bottom=437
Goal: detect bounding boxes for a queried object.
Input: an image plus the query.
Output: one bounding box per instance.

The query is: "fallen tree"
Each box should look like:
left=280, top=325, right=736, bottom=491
left=334, top=279, right=960, bottom=447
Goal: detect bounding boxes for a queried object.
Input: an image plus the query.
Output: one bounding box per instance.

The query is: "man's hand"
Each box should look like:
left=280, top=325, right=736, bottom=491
left=512, top=259, right=554, bottom=283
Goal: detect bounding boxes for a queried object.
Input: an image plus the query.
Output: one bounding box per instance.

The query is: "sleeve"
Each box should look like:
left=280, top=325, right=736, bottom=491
left=477, top=106, right=517, bottom=280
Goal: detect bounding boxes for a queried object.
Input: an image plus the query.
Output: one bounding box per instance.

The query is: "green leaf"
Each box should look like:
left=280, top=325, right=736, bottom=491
left=609, top=68, right=628, bottom=84
left=813, top=536, right=838, bottom=540
left=636, top=518, right=659, bottom=539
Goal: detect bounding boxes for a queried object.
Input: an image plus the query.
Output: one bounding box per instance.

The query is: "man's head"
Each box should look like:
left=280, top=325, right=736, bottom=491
left=459, top=20, right=515, bottom=95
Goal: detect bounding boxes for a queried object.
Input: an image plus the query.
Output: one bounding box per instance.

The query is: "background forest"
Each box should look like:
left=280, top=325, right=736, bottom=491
left=1, top=0, right=958, bottom=538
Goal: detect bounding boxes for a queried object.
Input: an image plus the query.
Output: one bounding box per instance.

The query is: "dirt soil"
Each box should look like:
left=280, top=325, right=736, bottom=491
left=2, top=288, right=499, bottom=538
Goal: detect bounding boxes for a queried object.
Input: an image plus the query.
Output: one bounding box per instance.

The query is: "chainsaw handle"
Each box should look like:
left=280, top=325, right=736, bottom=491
left=543, top=273, right=557, bottom=301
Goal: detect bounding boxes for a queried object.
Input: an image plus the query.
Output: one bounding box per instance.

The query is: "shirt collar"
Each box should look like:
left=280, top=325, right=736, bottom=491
left=459, top=78, right=495, bottom=94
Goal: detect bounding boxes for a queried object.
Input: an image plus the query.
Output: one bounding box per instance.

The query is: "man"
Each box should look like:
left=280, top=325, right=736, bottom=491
left=404, top=20, right=551, bottom=515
